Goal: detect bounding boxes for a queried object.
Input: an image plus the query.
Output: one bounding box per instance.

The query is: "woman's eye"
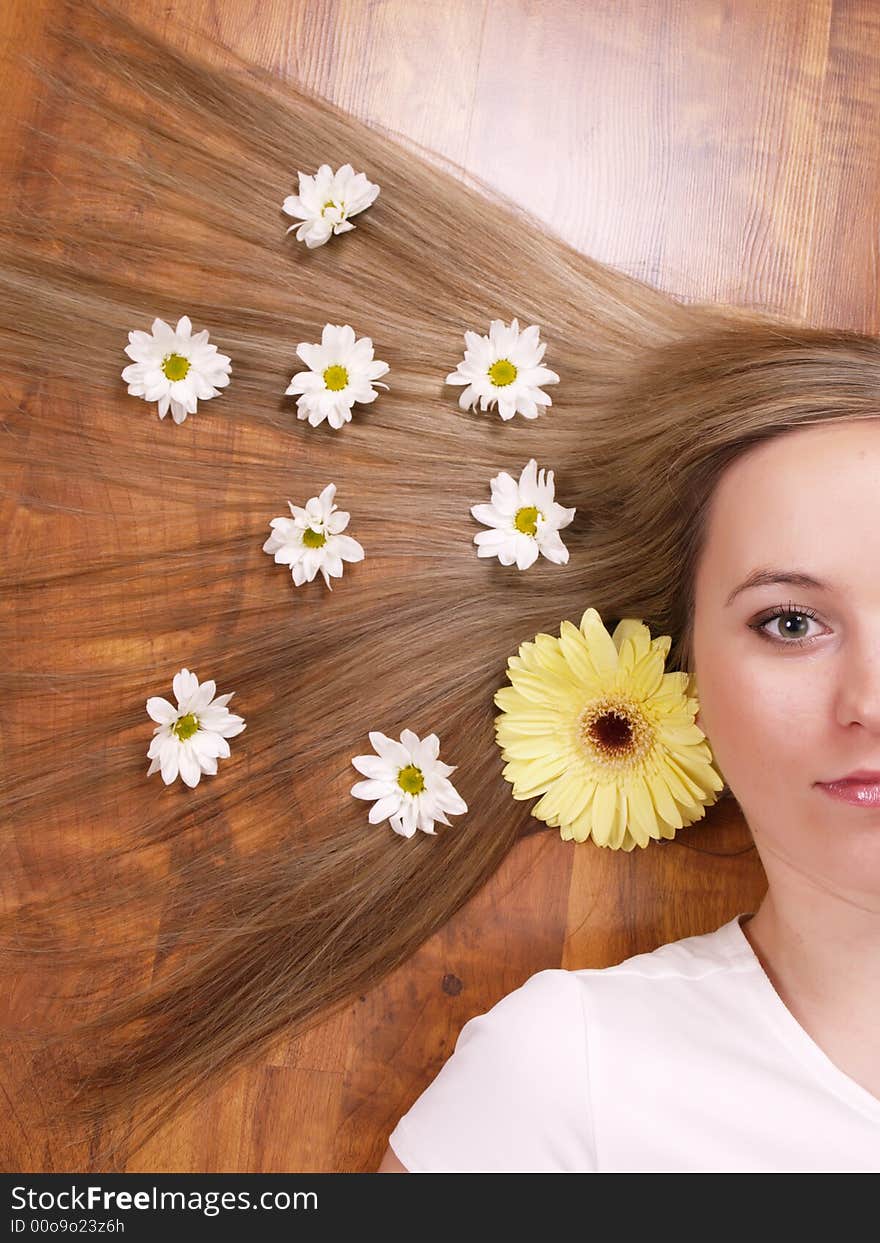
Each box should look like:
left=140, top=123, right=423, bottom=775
left=750, top=608, right=825, bottom=647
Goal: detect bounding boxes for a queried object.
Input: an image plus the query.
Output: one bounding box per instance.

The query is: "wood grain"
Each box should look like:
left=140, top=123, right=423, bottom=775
left=3, top=0, right=878, bottom=1173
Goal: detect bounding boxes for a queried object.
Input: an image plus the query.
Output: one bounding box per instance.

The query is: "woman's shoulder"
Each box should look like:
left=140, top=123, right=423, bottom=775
left=387, top=966, right=593, bottom=1172
left=560, top=912, right=753, bottom=1034
left=569, top=912, right=751, bottom=988
left=386, top=915, right=751, bottom=1172
left=437, top=911, right=751, bottom=1063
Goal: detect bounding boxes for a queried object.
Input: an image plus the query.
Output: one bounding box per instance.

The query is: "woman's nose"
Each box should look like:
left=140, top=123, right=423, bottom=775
left=834, top=627, right=880, bottom=732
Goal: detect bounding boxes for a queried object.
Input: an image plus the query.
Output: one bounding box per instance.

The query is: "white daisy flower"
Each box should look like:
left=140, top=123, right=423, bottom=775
left=286, top=323, right=390, bottom=430
left=445, top=317, right=560, bottom=421
left=470, top=457, right=576, bottom=570
left=350, top=728, right=468, bottom=838
left=282, top=162, right=380, bottom=249
left=146, top=667, right=246, bottom=788
left=122, top=315, right=232, bottom=425
left=263, top=481, right=364, bottom=590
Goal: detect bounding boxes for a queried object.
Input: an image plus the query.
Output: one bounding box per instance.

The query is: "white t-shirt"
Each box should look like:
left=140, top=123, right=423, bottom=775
left=387, top=912, right=880, bottom=1172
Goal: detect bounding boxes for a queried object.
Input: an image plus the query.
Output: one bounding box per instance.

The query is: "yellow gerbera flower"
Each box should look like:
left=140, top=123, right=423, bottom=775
left=493, top=606, right=725, bottom=850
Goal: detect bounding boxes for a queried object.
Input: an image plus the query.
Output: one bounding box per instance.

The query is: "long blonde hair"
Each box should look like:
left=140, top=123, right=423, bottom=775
left=3, top=0, right=879, bottom=1166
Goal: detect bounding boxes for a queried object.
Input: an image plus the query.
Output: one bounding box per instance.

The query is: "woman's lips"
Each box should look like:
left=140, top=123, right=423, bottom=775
left=817, top=780, right=880, bottom=807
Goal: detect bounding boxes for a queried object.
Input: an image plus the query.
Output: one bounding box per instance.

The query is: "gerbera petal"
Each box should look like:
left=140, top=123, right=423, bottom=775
left=494, top=606, right=723, bottom=848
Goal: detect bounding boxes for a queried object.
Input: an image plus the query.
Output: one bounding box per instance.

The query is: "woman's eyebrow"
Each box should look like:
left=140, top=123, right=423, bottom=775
left=725, top=569, right=829, bottom=607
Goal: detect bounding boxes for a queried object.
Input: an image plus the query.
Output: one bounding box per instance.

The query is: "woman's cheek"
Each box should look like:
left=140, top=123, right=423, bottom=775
left=695, top=657, right=787, bottom=794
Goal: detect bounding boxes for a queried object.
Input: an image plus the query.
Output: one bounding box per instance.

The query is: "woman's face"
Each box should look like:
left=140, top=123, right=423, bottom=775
left=691, top=418, right=880, bottom=901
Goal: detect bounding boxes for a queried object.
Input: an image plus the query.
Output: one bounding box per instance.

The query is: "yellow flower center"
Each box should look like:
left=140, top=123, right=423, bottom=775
left=579, top=696, right=654, bottom=773
left=302, top=526, right=326, bottom=548
left=162, top=353, right=191, bottom=382
left=514, top=505, right=540, bottom=536
left=321, top=199, right=345, bottom=215
left=323, top=364, right=349, bottom=391
left=488, top=358, right=517, bottom=386
left=397, top=763, right=426, bottom=796
left=172, top=712, right=199, bottom=741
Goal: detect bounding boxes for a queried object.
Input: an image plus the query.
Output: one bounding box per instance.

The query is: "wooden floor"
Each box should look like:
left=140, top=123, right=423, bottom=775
left=3, top=0, right=878, bottom=1172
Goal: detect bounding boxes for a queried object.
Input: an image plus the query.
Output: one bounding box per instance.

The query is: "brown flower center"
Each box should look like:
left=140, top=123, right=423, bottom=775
left=580, top=696, right=654, bottom=772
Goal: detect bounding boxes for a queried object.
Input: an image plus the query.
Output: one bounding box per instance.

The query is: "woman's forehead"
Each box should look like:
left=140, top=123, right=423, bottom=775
left=697, top=420, right=880, bottom=596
